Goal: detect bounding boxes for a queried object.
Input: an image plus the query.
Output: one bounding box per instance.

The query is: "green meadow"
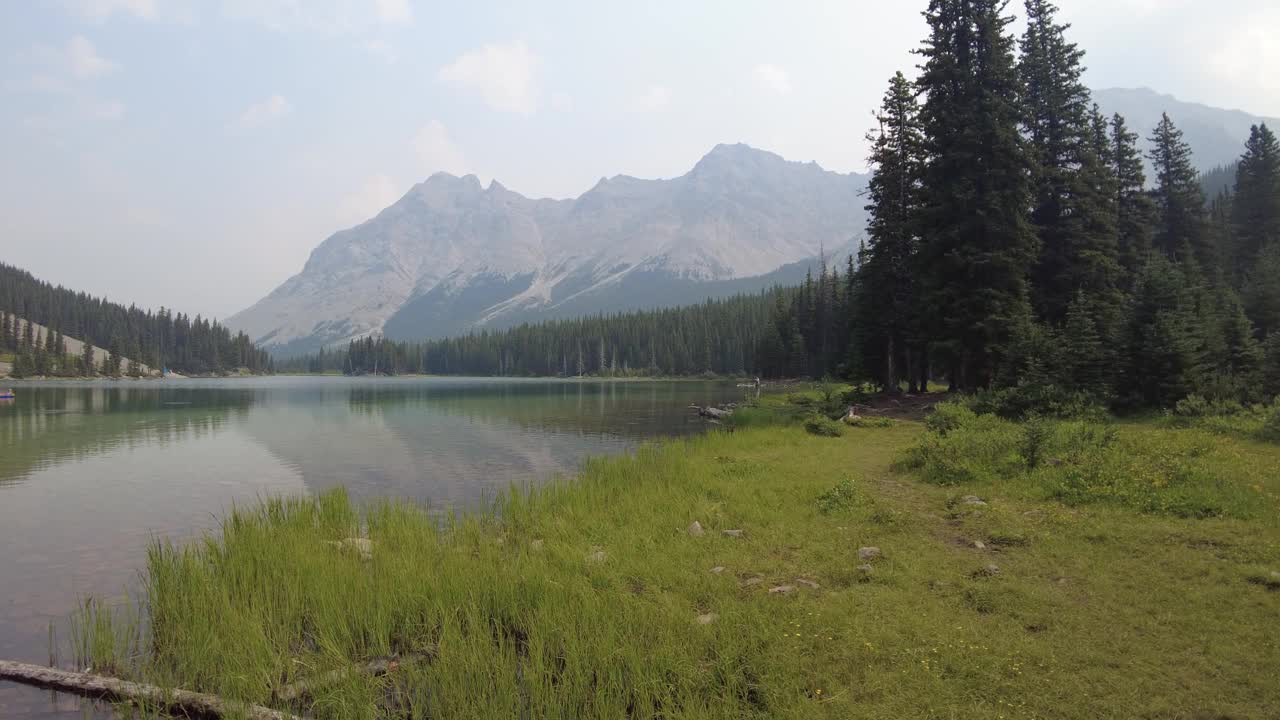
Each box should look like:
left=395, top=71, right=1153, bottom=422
left=69, top=397, right=1280, bottom=719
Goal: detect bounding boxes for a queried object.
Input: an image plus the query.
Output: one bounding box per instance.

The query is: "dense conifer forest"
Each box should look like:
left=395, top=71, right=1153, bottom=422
left=291, top=0, right=1280, bottom=413
left=0, top=263, right=272, bottom=377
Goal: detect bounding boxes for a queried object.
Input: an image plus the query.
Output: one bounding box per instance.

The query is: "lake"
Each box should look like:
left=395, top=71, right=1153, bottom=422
left=0, top=376, right=749, bottom=718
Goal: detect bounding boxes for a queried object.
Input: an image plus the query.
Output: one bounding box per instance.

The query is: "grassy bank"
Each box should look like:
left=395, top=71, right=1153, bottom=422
left=69, top=407, right=1280, bottom=719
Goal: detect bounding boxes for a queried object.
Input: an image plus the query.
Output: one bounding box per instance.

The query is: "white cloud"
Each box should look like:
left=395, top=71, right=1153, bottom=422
left=754, top=64, right=792, bottom=95
left=413, top=120, right=468, bottom=176
left=232, top=94, right=292, bottom=130
left=373, top=0, right=411, bottom=24
left=550, top=91, right=574, bottom=112
left=337, top=174, right=402, bottom=226
left=65, top=0, right=158, bottom=21
left=221, top=0, right=413, bottom=33
left=438, top=40, right=540, bottom=115
left=94, top=100, right=126, bottom=119
left=630, top=84, right=671, bottom=112
left=67, top=35, right=118, bottom=78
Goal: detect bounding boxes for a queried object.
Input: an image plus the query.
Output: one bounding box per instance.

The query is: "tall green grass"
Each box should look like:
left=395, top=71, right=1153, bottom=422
left=67, top=419, right=1280, bottom=719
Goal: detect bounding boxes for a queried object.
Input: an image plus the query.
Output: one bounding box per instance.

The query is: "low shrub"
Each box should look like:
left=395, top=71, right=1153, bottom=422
left=924, top=402, right=976, bottom=437
left=816, top=478, right=859, bottom=513
left=804, top=415, right=845, bottom=438
left=904, top=409, right=1255, bottom=518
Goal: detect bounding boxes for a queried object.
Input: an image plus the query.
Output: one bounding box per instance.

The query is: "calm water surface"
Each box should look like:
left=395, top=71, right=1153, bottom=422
left=0, top=376, right=747, bottom=718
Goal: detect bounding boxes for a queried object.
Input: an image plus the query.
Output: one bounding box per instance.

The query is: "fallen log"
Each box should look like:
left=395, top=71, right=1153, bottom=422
left=274, top=649, right=435, bottom=703
left=0, top=659, right=302, bottom=720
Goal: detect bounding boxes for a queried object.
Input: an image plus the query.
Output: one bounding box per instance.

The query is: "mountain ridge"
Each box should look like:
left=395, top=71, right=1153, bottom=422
left=230, top=143, right=869, bottom=356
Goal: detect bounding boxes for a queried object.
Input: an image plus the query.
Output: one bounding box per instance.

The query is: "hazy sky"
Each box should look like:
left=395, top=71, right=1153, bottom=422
left=3, top=0, right=1278, bottom=319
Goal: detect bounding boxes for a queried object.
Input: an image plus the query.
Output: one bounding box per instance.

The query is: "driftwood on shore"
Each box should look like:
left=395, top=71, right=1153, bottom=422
left=274, top=649, right=436, bottom=703
left=0, top=659, right=302, bottom=720
left=691, top=405, right=733, bottom=420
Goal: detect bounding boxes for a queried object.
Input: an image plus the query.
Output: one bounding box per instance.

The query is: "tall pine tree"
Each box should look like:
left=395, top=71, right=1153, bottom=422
left=859, top=71, right=925, bottom=392
left=916, top=0, right=1037, bottom=391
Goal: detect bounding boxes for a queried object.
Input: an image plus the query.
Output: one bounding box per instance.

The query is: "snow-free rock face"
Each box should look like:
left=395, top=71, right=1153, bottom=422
left=229, top=144, right=869, bottom=356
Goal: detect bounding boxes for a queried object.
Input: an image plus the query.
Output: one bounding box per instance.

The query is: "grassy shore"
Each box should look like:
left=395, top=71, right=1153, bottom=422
left=70, top=401, right=1280, bottom=719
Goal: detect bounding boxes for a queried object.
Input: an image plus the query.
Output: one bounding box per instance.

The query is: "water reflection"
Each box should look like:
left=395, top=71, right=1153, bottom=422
left=0, top=377, right=742, bottom=719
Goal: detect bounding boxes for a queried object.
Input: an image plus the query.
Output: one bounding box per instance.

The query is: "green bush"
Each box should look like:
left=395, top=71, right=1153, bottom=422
left=816, top=478, right=859, bottom=513
left=904, top=410, right=1254, bottom=518
left=1259, top=406, right=1280, bottom=443
left=924, top=402, right=976, bottom=437
left=804, top=415, right=845, bottom=438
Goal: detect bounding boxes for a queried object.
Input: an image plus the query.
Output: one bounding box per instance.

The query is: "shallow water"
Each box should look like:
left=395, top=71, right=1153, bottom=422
left=0, top=376, right=747, bottom=718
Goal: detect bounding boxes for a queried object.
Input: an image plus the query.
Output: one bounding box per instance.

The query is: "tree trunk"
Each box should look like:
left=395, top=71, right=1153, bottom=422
left=0, top=659, right=301, bottom=720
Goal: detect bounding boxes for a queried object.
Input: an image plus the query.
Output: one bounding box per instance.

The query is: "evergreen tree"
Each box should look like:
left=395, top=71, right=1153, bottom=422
left=1123, top=255, right=1199, bottom=407
left=916, top=0, right=1037, bottom=391
left=859, top=71, right=924, bottom=392
left=1230, top=124, right=1280, bottom=284
left=1244, top=242, right=1280, bottom=339
left=1019, top=1, right=1121, bottom=326
left=1148, top=113, right=1215, bottom=269
left=1061, top=291, right=1111, bottom=401
left=1112, top=112, right=1157, bottom=282
left=1263, top=333, right=1280, bottom=399
left=82, top=341, right=96, bottom=377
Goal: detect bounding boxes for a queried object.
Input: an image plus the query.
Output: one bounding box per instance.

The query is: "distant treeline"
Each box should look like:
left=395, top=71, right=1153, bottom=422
left=0, top=262, right=272, bottom=377
left=283, top=290, right=797, bottom=377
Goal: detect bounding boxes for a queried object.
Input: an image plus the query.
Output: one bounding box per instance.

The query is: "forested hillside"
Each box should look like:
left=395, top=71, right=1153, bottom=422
left=295, top=0, right=1280, bottom=414
left=0, top=263, right=272, bottom=377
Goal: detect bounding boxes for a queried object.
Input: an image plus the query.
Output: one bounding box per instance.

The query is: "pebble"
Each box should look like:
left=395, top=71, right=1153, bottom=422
left=722, top=529, right=744, bottom=538
left=858, top=546, right=882, bottom=561
left=688, top=521, right=705, bottom=536
left=695, top=613, right=719, bottom=625
left=768, top=585, right=796, bottom=595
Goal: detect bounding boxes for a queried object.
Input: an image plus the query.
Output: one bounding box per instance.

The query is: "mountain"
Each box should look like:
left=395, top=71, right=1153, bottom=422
left=1093, top=88, right=1280, bottom=175
left=230, top=144, right=869, bottom=356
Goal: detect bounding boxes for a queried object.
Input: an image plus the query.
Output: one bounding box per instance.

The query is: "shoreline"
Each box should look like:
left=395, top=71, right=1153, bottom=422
left=53, top=400, right=1280, bottom=718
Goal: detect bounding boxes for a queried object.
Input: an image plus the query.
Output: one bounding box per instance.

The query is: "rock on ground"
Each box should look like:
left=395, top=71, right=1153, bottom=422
left=688, top=521, right=705, bottom=536
left=695, top=613, right=719, bottom=625
left=858, top=547, right=882, bottom=561
left=722, top=529, right=744, bottom=538
left=768, top=585, right=796, bottom=595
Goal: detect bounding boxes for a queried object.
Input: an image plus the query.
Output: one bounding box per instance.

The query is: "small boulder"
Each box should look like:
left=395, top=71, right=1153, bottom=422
left=327, top=537, right=373, bottom=562
left=973, top=540, right=986, bottom=550
left=961, top=495, right=988, bottom=507
left=796, top=578, right=820, bottom=589
left=722, top=529, right=744, bottom=538
left=688, top=521, right=705, bottom=537
left=858, top=546, right=882, bottom=561
left=695, top=613, right=719, bottom=625
left=975, top=563, right=1000, bottom=577
left=742, top=576, right=765, bottom=587
left=768, top=585, right=797, bottom=595
left=709, top=566, right=726, bottom=574
left=855, top=563, right=874, bottom=577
